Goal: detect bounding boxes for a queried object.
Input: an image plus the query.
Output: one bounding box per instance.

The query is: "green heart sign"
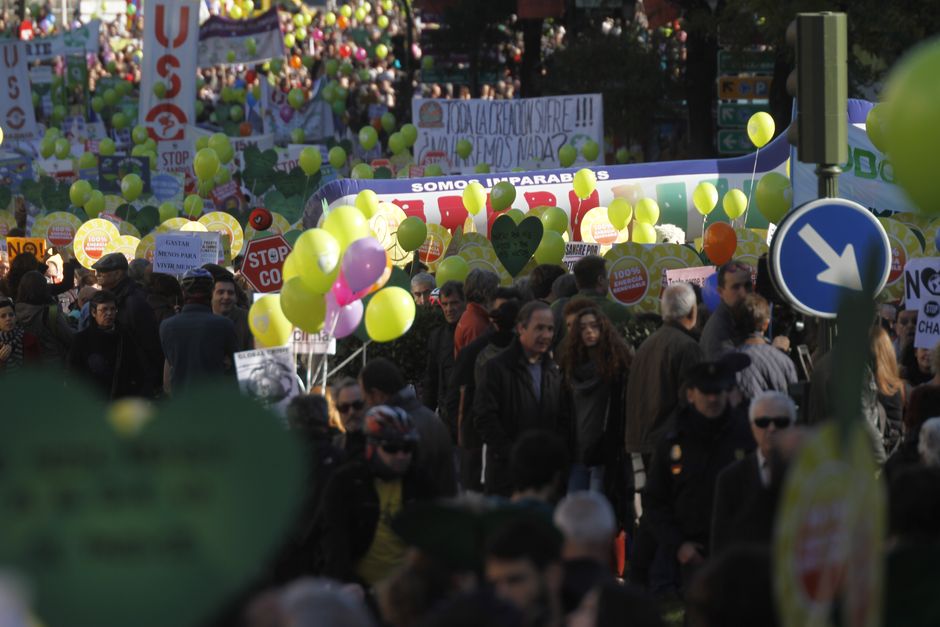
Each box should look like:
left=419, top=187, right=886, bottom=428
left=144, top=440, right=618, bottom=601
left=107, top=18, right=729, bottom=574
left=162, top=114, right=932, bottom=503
left=490, top=215, right=543, bottom=276
left=0, top=374, right=305, bottom=627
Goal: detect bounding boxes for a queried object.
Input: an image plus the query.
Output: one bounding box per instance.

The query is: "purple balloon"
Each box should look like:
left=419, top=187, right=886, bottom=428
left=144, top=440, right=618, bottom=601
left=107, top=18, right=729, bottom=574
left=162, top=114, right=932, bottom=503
left=312, top=28, right=324, bottom=41
left=341, top=237, right=388, bottom=293
left=355, top=47, right=368, bottom=61
left=325, top=291, right=363, bottom=339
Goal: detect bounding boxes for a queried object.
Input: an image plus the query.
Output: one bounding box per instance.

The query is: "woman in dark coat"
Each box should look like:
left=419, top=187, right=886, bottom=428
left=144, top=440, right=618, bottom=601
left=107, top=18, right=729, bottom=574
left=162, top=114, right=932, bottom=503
left=0, top=297, right=40, bottom=373
left=559, top=306, right=633, bottom=495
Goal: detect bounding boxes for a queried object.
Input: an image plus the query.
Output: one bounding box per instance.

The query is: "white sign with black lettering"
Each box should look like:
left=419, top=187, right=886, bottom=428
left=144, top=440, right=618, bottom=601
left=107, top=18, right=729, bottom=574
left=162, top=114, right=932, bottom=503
left=915, top=299, right=940, bottom=350
left=903, top=257, right=940, bottom=311
left=291, top=328, right=336, bottom=357
left=152, top=231, right=221, bottom=276
left=234, top=345, right=300, bottom=418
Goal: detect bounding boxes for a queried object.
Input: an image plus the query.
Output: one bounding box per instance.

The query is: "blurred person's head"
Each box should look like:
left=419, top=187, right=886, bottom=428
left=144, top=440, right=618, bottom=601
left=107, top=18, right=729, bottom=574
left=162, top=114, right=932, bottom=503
left=551, top=273, right=577, bottom=302
left=733, top=292, right=770, bottom=337
left=90, top=290, right=118, bottom=330
left=209, top=269, right=239, bottom=315
left=363, top=404, right=418, bottom=476
left=77, top=285, right=99, bottom=309
left=489, top=299, right=521, bottom=334
left=91, top=252, right=128, bottom=291
left=278, top=577, right=374, bottom=627
left=485, top=518, right=564, bottom=625
left=687, top=545, right=777, bottom=627
left=0, top=298, right=15, bottom=332
left=895, top=307, right=918, bottom=347
left=553, top=492, right=616, bottom=565
left=572, top=256, right=607, bottom=294
left=516, top=301, right=554, bottom=360
left=888, top=465, right=940, bottom=545
left=562, top=297, right=595, bottom=334
left=464, top=269, right=499, bottom=306
left=359, top=357, right=406, bottom=407
left=411, top=272, right=436, bottom=306
left=127, top=258, right=150, bottom=284
left=560, top=307, right=632, bottom=383
left=871, top=325, right=904, bottom=397
left=717, top=260, right=753, bottom=308
left=918, top=417, right=940, bottom=467
left=286, top=394, right=332, bottom=439
left=510, top=430, right=569, bottom=505
left=15, top=270, right=51, bottom=305
left=529, top=265, right=566, bottom=301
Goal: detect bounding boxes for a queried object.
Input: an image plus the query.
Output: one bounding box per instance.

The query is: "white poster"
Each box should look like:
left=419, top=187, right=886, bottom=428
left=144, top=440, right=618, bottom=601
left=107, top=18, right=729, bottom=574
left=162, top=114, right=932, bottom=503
left=197, top=9, right=285, bottom=67
left=903, top=257, right=940, bottom=310
left=261, top=81, right=335, bottom=144
left=234, top=346, right=301, bottom=417
left=411, top=94, right=604, bottom=174
left=139, top=0, right=199, bottom=143
left=915, top=300, right=940, bottom=350
left=0, top=41, right=38, bottom=143
left=21, top=20, right=100, bottom=61
left=152, top=231, right=221, bottom=276
left=291, top=328, right=336, bottom=358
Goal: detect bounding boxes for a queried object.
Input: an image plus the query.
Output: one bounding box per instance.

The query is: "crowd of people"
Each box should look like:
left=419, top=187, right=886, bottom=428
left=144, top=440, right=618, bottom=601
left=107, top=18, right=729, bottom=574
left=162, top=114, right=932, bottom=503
left=3, top=244, right=940, bottom=626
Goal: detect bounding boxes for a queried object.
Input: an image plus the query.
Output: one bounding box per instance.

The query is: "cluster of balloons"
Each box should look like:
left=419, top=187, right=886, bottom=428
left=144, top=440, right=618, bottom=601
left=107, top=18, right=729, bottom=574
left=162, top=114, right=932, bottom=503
left=249, top=201, right=415, bottom=347
left=38, top=127, right=73, bottom=160
left=190, top=134, right=236, bottom=198
left=558, top=141, right=601, bottom=167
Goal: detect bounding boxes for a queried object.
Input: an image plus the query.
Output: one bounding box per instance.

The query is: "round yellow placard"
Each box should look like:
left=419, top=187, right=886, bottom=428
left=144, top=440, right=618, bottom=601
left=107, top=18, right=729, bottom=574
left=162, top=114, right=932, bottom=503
left=199, top=211, right=245, bottom=257
left=73, top=218, right=121, bottom=269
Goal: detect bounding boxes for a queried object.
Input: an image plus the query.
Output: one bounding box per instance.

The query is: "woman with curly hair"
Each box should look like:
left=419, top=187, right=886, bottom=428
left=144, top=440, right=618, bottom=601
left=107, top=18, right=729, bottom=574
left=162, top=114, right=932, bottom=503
left=559, top=306, right=633, bottom=494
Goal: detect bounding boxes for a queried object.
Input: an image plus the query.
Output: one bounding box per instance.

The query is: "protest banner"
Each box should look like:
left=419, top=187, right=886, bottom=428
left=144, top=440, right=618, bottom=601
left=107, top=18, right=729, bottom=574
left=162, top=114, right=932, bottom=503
left=20, top=20, right=100, bottom=61
left=5, top=236, right=46, bottom=262
left=152, top=231, right=222, bottom=276
left=664, top=265, right=716, bottom=287
left=563, top=242, right=601, bottom=270
left=98, top=156, right=152, bottom=195
left=234, top=346, right=301, bottom=417
left=139, top=0, right=199, bottom=143
left=902, top=257, right=940, bottom=310
left=29, top=65, right=54, bottom=118
left=412, top=94, right=604, bottom=173
left=0, top=150, right=32, bottom=192
left=915, top=299, right=940, bottom=350
left=197, top=9, right=285, bottom=67
left=0, top=41, right=38, bottom=143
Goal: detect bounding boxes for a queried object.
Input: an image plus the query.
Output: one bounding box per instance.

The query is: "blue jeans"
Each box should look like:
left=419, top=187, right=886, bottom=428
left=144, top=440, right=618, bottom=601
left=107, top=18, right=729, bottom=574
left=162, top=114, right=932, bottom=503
left=568, top=463, right=605, bottom=493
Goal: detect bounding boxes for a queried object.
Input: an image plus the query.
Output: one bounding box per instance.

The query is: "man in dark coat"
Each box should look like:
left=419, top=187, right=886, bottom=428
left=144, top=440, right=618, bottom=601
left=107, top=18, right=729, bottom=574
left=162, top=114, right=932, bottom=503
left=315, top=406, right=438, bottom=587
left=361, top=357, right=457, bottom=497
left=639, top=357, right=756, bottom=594
left=423, top=280, right=465, bottom=439
left=625, top=282, right=703, bottom=463
left=474, top=301, right=566, bottom=496
left=699, top=260, right=752, bottom=359
left=92, top=252, right=163, bottom=393
left=710, top=390, right=795, bottom=555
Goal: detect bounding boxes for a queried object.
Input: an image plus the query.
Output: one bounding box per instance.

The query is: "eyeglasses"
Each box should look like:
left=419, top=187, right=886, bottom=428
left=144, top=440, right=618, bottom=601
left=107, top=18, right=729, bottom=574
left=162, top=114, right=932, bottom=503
left=753, top=416, right=792, bottom=429
left=379, top=442, right=415, bottom=455
left=336, top=400, right=365, bottom=414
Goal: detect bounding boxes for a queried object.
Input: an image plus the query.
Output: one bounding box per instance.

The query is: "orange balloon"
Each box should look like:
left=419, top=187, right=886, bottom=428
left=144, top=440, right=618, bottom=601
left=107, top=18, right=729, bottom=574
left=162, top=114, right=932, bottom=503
left=290, top=54, right=303, bottom=69
left=703, top=222, right=737, bottom=265
left=337, top=15, right=348, bottom=29
left=239, top=121, right=252, bottom=136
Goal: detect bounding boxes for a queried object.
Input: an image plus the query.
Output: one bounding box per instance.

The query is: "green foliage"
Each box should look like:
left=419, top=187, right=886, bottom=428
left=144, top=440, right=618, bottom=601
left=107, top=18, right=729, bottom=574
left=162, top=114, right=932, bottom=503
left=240, top=145, right=279, bottom=198
left=541, top=25, right=671, bottom=145
left=263, top=189, right=305, bottom=225
left=0, top=187, right=11, bottom=212
left=40, top=177, right=71, bottom=212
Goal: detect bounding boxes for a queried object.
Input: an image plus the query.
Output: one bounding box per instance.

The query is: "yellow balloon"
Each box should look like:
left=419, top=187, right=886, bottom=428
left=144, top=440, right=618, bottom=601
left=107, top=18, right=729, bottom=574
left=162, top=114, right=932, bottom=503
left=723, top=189, right=748, bottom=220
left=293, top=228, right=341, bottom=293
left=355, top=189, right=380, bottom=219
left=746, top=112, right=775, bottom=148
left=634, top=198, right=660, bottom=224
left=248, top=294, right=293, bottom=348
left=462, top=181, right=486, bottom=215
left=322, top=205, right=370, bottom=251
left=282, top=251, right=302, bottom=283
left=365, top=286, right=416, bottom=342
left=573, top=168, right=597, bottom=200
left=632, top=222, right=658, bottom=244
left=692, top=182, right=719, bottom=216
left=280, top=277, right=327, bottom=333
left=608, top=198, right=633, bottom=229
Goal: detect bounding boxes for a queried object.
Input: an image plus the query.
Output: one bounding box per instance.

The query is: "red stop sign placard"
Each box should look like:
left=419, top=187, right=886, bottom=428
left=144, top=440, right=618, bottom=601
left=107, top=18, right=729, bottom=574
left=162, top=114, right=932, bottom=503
left=242, top=234, right=291, bottom=293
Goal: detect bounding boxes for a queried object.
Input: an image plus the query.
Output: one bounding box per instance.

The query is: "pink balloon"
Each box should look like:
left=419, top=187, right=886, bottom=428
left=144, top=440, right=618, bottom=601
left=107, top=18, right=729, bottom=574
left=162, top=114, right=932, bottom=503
left=341, top=237, right=389, bottom=293
left=331, top=271, right=355, bottom=307
left=354, top=47, right=367, bottom=61
left=325, top=291, right=363, bottom=339
left=312, top=28, right=324, bottom=41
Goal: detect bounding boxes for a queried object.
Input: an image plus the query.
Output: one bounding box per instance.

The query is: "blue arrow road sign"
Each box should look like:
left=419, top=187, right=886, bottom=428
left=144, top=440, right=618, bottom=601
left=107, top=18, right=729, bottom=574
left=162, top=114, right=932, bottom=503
left=770, top=198, right=891, bottom=318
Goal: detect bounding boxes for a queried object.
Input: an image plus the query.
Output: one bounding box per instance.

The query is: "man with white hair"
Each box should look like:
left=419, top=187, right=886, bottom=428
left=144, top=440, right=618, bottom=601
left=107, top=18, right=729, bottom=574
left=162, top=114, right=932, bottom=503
left=710, top=391, right=796, bottom=554
left=411, top=272, right=436, bottom=307
left=554, top=491, right=617, bottom=565
left=625, top=282, right=704, bottom=463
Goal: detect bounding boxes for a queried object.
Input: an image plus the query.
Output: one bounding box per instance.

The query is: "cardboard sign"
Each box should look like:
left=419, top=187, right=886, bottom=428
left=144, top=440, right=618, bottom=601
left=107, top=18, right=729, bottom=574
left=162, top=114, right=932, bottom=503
left=563, top=242, right=601, bottom=270
left=291, top=328, right=336, bottom=357
left=152, top=231, right=221, bottom=276
left=5, top=236, right=46, bottom=262
left=197, top=9, right=285, bottom=67
left=234, top=346, right=301, bottom=417
left=139, top=0, right=199, bottom=142
left=490, top=215, right=543, bottom=277
left=0, top=40, right=39, bottom=143
left=903, top=257, right=940, bottom=311
left=664, top=265, right=716, bottom=287
left=412, top=94, right=604, bottom=173
left=21, top=19, right=100, bottom=61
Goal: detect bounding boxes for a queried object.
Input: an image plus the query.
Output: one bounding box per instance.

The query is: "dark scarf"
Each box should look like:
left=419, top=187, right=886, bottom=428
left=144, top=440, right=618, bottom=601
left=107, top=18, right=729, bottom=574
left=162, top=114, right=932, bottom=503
left=0, top=327, right=25, bottom=372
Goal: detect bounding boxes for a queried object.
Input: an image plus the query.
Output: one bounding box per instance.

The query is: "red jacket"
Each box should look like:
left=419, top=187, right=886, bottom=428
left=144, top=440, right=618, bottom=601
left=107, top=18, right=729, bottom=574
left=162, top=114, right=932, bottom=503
left=453, top=302, right=490, bottom=358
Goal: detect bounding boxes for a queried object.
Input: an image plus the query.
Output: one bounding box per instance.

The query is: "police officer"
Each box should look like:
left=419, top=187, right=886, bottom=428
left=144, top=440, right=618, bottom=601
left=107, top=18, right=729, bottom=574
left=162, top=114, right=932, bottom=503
left=639, top=356, right=756, bottom=594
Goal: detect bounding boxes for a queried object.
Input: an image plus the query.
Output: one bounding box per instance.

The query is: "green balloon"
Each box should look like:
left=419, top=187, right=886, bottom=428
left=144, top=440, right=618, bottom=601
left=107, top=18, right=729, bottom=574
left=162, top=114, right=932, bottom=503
left=505, top=208, right=525, bottom=225
left=754, top=172, right=792, bottom=224
left=559, top=144, right=577, bottom=167
left=351, top=163, right=373, bottom=179
left=490, top=181, right=516, bottom=212
left=540, top=206, right=568, bottom=234
left=582, top=140, right=600, bottom=162
left=331, top=99, right=346, bottom=116
left=381, top=112, right=396, bottom=133
left=325, top=59, right=339, bottom=76
left=91, top=96, right=104, bottom=113
left=152, top=82, right=167, bottom=99
left=388, top=132, right=406, bottom=155
left=424, top=164, right=443, bottom=177
left=359, top=125, right=378, bottom=150
left=396, top=216, right=427, bottom=252
left=534, top=231, right=565, bottom=265
left=290, top=128, right=306, bottom=144
left=328, top=146, right=347, bottom=169
left=111, top=112, right=129, bottom=130
left=474, top=163, right=491, bottom=174
left=436, top=255, right=470, bottom=285
left=401, top=123, right=418, bottom=147
left=456, top=139, right=473, bottom=159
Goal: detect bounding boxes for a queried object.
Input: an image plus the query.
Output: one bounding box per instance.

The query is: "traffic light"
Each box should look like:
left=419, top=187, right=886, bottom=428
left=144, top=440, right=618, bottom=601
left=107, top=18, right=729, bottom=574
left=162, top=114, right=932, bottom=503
left=786, top=12, right=847, bottom=165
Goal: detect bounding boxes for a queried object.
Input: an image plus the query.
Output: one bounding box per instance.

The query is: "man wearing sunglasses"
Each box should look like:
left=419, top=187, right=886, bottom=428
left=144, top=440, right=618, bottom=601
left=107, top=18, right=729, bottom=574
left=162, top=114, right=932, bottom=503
left=639, top=357, right=755, bottom=594
left=315, top=405, right=438, bottom=589
left=711, top=391, right=796, bottom=556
